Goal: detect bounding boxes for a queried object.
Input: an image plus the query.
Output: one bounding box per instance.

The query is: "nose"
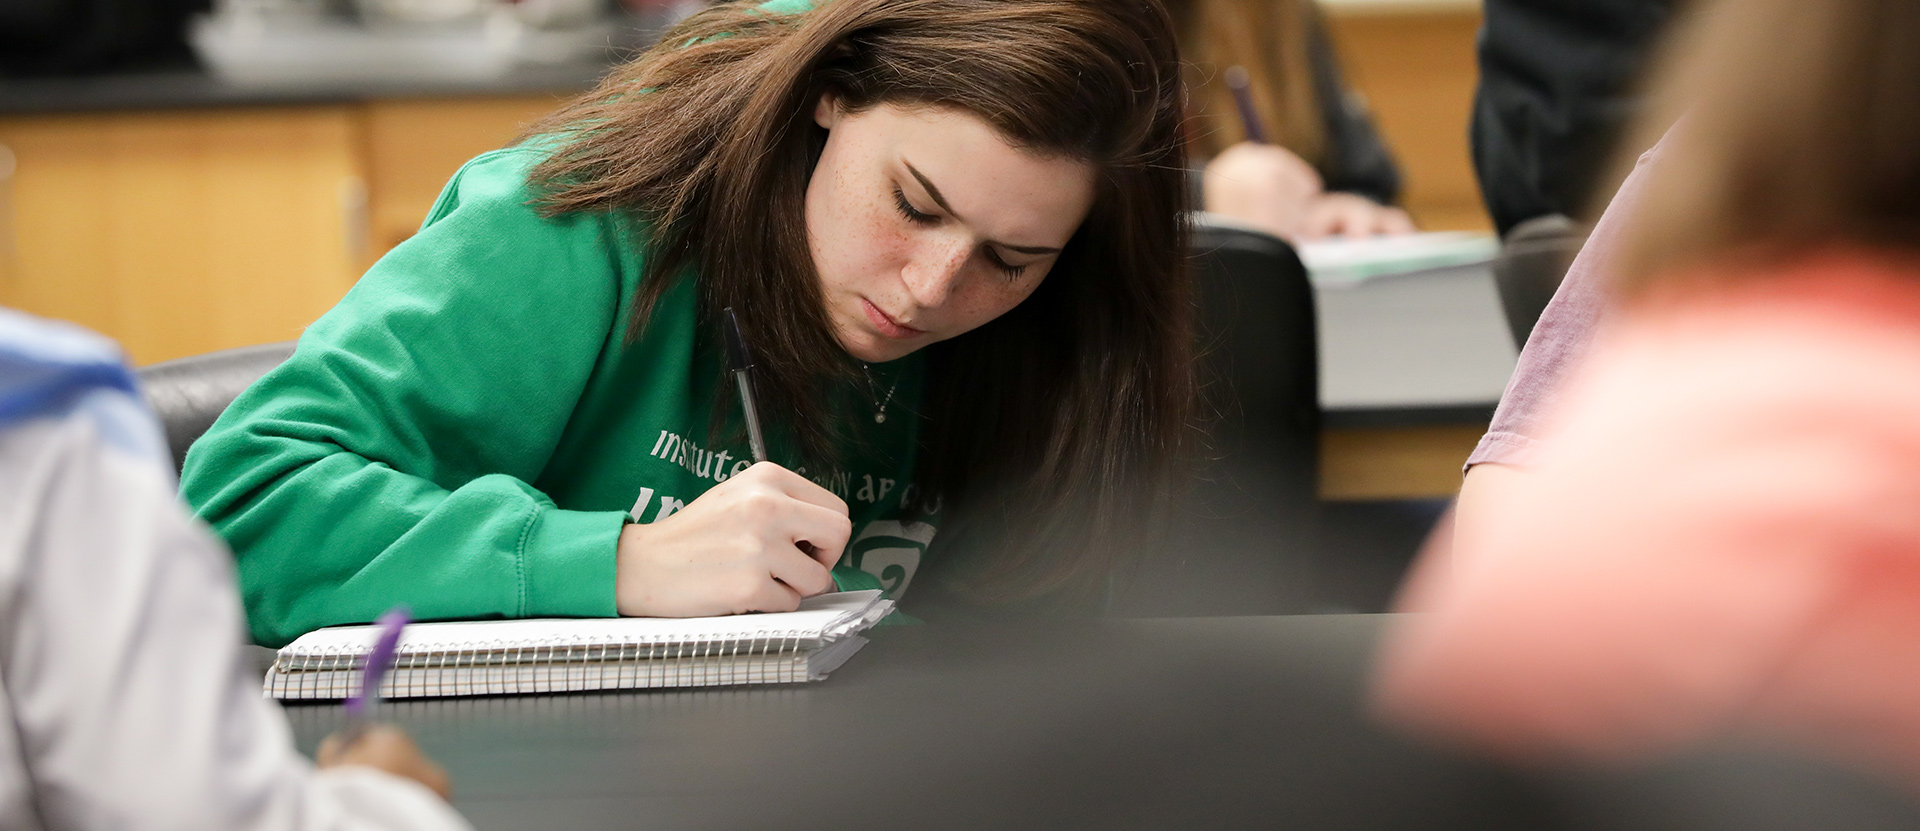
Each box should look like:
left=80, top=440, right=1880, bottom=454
left=899, top=233, right=972, bottom=311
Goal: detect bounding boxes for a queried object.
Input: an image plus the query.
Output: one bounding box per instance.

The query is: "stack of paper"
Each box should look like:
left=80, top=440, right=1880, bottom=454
left=1296, top=231, right=1498, bottom=286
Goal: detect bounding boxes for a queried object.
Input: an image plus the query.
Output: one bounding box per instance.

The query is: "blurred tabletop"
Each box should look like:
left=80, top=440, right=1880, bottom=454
left=1316, top=264, right=1518, bottom=427
left=281, top=614, right=1920, bottom=831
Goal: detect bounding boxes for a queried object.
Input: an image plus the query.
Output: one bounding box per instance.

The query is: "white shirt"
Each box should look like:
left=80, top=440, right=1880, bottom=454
left=0, top=308, right=473, bottom=831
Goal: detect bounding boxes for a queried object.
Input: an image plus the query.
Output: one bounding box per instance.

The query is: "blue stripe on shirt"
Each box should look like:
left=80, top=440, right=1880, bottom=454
left=0, top=308, right=169, bottom=472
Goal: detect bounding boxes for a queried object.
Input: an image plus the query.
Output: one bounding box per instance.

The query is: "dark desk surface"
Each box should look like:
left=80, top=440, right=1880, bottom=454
left=282, top=615, right=1920, bottom=831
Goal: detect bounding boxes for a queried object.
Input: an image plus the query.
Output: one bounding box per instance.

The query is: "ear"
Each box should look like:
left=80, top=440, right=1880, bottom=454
left=813, top=89, right=843, bottom=130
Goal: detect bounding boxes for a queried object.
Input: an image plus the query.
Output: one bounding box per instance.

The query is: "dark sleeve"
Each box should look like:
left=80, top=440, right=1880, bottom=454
left=1307, top=9, right=1403, bottom=206
left=1472, top=0, right=1675, bottom=235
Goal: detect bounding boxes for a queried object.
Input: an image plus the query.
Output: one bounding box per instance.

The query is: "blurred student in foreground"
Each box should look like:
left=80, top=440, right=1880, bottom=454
left=0, top=308, right=468, bottom=830
left=1166, top=0, right=1416, bottom=240
left=1375, top=0, right=1920, bottom=788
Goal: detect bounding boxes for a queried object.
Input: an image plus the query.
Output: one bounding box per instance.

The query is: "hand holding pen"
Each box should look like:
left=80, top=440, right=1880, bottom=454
left=1210, top=64, right=1416, bottom=239
left=341, top=606, right=410, bottom=740
left=608, top=308, right=851, bottom=618
left=315, top=607, right=452, bottom=800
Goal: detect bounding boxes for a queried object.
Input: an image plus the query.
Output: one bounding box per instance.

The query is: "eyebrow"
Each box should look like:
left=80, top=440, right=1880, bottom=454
left=903, top=160, right=1064, bottom=256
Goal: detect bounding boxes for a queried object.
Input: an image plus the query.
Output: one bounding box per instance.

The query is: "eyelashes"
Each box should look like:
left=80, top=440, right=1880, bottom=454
left=985, top=251, right=1028, bottom=281
left=890, top=186, right=1028, bottom=281
left=892, top=186, right=938, bottom=225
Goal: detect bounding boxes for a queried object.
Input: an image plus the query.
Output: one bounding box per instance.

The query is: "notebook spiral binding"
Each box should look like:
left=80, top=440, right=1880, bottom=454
left=264, top=629, right=817, bottom=700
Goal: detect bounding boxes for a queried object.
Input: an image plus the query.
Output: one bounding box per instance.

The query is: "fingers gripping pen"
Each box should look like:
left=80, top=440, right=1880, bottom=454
left=723, top=307, right=828, bottom=564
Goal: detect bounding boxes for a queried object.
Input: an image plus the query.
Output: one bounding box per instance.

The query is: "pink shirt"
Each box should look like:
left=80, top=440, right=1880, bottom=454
left=1467, top=139, right=1667, bottom=469
left=1377, top=252, right=1920, bottom=786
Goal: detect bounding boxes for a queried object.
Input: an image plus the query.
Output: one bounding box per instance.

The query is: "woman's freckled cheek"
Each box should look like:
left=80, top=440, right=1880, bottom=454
left=948, top=287, right=992, bottom=321
left=868, top=211, right=912, bottom=272
left=971, top=282, right=1036, bottom=325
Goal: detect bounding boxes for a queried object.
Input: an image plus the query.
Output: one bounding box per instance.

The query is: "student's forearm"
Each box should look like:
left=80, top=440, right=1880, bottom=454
left=201, top=443, right=624, bottom=646
left=1449, top=462, right=1527, bottom=574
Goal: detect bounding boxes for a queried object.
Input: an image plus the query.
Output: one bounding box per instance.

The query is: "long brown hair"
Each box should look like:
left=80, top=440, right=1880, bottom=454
left=1612, top=0, right=1920, bottom=294
left=1164, top=0, right=1326, bottom=163
left=524, top=0, right=1195, bottom=601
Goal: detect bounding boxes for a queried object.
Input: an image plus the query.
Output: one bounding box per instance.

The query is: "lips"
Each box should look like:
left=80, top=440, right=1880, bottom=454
left=862, top=298, right=926, bottom=339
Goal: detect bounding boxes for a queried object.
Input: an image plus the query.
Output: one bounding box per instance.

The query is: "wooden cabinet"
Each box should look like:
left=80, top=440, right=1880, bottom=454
left=1323, top=2, right=1490, bottom=500
left=1321, top=424, right=1483, bottom=499
left=0, top=108, right=363, bottom=365
left=362, top=97, right=568, bottom=264
left=0, top=94, right=567, bottom=366
left=1327, top=3, right=1490, bottom=234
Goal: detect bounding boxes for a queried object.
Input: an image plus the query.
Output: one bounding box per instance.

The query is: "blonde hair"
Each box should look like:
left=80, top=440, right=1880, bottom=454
left=1167, top=0, right=1327, bottom=164
left=1613, top=0, right=1920, bottom=295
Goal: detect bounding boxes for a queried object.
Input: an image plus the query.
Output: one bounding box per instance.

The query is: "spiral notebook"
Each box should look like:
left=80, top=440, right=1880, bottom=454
left=264, top=591, right=894, bottom=700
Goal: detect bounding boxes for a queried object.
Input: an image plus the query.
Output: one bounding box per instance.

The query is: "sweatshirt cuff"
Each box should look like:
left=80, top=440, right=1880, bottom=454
left=832, top=565, right=884, bottom=594
left=520, top=507, right=625, bottom=618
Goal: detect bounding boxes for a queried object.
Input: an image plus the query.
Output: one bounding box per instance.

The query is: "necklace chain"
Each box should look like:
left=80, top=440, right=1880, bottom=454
left=860, top=365, right=902, bottom=424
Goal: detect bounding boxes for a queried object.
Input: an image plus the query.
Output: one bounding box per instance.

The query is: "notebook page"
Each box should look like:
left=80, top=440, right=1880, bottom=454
left=1298, top=231, right=1498, bottom=285
left=279, top=590, right=887, bottom=658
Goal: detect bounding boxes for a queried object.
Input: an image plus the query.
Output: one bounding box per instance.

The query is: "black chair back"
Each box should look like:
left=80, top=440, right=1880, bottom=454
left=137, top=340, right=296, bottom=474
left=1189, top=218, right=1320, bottom=499
left=1117, top=216, right=1321, bottom=616
left=1492, top=213, right=1587, bottom=349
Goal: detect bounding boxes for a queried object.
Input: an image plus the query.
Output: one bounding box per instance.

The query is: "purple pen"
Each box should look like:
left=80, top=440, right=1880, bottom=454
left=340, top=607, right=410, bottom=744
left=1224, top=65, right=1268, bottom=145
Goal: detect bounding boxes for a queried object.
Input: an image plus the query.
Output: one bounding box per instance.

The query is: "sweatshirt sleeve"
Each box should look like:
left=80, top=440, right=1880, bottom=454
left=181, top=149, right=631, bottom=647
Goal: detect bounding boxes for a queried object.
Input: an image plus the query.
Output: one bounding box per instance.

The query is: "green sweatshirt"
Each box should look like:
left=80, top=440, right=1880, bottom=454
left=182, top=147, right=937, bottom=647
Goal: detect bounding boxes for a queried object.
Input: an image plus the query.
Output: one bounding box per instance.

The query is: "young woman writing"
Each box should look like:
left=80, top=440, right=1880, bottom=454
left=181, top=0, right=1194, bottom=646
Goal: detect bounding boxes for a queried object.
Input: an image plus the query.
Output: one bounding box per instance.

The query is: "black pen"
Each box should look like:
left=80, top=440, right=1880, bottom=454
left=722, top=307, right=770, bottom=463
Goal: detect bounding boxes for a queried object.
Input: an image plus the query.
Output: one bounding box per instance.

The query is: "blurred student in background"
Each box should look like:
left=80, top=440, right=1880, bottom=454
left=1447, top=141, right=1669, bottom=560
left=0, top=308, right=467, bottom=830
left=1166, top=0, right=1415, bottom=240
left=1473, top=0, right=1675, bottom=237
left=1377, top=0, right=1920, bottom=787
left=1453, top=0, right=1681, bottom=601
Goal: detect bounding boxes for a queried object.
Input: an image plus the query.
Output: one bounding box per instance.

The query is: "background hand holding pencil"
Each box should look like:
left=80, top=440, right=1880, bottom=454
left=315, top=607, right=453, bottom=800
left=1204, top=64, right=1415, bottom=240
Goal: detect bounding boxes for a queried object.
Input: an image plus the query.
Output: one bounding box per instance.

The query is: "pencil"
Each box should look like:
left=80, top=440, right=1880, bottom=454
left=339, top=606, right=409, bottom=747
left=1225, top=65, right=1268, bottom=145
